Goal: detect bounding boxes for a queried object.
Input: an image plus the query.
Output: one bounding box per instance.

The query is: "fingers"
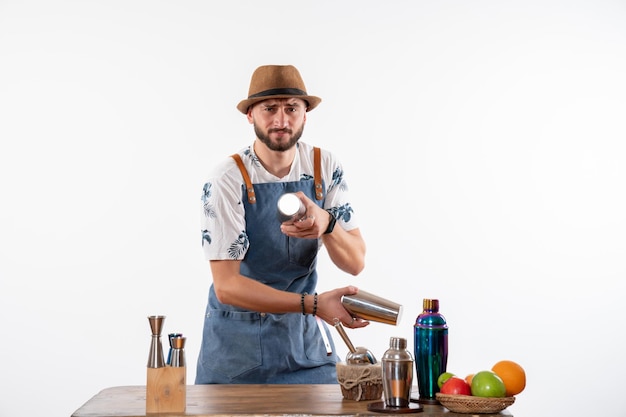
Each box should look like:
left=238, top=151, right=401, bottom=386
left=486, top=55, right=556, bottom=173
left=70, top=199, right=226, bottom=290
left=280, top=212, right=321, bottom=238
left=294, top=215, right=315, bottom=227
left=342, top=285, right=358, bottom=296
left=332, top=315, right=369, bottom=329
left=319, top=289, right=370, bottom=329
left=343, top=316, right=369, bottom=329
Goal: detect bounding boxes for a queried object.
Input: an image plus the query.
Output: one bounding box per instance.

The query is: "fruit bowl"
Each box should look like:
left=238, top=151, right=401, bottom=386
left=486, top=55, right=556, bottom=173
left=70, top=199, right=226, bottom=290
left=436, top=393, right=515, bottom=414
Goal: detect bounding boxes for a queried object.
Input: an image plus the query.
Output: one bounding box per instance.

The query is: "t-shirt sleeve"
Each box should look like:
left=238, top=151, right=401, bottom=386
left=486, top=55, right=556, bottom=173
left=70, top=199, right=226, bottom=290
left=322, top=150, right=359, bottom=232
left=200, top=159, right=248, bottom=261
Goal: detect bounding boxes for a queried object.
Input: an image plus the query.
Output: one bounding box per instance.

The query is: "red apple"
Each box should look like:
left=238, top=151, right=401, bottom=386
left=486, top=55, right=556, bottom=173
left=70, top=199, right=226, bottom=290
left=440, top=376, right=471, bottom=395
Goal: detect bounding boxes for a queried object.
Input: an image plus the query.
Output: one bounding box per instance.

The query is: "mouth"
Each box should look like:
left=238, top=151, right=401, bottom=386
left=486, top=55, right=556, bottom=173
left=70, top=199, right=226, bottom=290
left=269, top=128, right=292, bottom=135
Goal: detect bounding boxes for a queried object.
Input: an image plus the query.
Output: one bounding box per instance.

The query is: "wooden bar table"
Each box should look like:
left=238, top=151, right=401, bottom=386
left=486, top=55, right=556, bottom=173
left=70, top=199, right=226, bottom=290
left=71, top=384, right=513, bottom=417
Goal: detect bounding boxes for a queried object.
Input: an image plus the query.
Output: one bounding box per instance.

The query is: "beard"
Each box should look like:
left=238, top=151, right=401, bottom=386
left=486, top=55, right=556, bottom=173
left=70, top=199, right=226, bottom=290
left=254, top=123, right=305, bottom=152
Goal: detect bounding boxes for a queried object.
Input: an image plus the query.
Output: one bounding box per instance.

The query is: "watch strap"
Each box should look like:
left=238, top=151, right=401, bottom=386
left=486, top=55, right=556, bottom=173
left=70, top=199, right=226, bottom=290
left=324, top=210, right=336, bottom=234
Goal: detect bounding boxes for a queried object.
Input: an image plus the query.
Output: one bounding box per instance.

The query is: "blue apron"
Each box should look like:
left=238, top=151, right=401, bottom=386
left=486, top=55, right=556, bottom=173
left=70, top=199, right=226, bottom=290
left=195, top=151, right=339, bottom=384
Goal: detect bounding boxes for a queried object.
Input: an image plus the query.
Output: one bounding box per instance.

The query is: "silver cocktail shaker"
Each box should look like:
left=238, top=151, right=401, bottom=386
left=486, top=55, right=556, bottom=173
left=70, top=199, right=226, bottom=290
left=381, top=337, right=414, bottom=408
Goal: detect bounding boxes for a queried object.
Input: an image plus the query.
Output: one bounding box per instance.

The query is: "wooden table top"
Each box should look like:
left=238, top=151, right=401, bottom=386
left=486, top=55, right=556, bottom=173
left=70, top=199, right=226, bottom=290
left=71, top=384, right=513, bottom=417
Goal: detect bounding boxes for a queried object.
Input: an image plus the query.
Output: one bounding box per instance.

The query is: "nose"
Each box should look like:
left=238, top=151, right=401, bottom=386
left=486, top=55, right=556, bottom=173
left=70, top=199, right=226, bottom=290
left=273, top=108, right=289, bottom=127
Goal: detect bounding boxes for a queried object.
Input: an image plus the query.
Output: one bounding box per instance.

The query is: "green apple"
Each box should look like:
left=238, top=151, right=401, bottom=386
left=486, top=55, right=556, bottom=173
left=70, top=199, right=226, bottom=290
left=437, top=371, right=456, bottom=389
left=471, top=371, right=506, bottom=398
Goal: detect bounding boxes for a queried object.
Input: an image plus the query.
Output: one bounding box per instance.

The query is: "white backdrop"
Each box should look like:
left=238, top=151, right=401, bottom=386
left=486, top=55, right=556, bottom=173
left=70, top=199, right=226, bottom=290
left=1, top=1, right=625, bottom=416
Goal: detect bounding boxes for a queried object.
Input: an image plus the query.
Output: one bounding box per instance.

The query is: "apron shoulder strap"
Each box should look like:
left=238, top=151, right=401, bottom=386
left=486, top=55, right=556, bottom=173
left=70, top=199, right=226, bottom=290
left=313, top=147, right=323, bottom=200
left=231, top=153, right=256, bottom=204
left=231, top=148, right=322, bottom=204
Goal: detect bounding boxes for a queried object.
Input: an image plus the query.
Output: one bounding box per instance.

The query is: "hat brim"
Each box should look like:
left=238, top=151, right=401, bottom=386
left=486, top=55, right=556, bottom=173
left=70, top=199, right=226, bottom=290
left=237, top=95, right=321, bottom=114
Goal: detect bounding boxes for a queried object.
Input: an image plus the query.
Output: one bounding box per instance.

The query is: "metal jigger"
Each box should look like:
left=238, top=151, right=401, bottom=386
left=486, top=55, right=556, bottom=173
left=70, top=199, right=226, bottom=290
left=167, top=333, right=183, bottom=365
left=169, top=336, right=186, bottom=367
left=147, top=315, right=165, bottom=368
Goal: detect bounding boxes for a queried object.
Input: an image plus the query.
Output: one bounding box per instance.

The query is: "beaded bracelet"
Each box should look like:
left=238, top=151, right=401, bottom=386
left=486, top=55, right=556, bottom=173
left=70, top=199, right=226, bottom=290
left=301, top=292, right=308, bottom=315
left=312, top=293, right=318, bottom=316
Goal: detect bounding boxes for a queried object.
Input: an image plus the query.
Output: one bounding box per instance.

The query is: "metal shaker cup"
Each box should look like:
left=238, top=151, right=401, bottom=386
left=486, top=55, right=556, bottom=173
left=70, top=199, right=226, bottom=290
left=341, top=290, right=402, bottom=325
left=382, top=337, right=414, bottom=408
left=277, top=193, right=306, bottom=222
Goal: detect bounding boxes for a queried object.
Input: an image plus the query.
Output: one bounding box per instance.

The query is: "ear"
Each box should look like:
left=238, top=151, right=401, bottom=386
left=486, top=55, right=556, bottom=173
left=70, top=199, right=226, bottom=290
left=246, top=108, right=254, bottom=124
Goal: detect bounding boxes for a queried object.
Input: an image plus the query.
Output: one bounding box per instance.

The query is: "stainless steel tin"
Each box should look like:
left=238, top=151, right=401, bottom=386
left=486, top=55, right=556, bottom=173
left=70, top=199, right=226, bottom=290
left=341, top=290, right=402, bottom=325
left=277, top=193, right=306, bottom=222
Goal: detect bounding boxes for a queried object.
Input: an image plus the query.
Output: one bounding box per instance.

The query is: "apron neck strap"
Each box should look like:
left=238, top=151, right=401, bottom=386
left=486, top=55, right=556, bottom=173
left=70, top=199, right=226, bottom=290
left=231, top=147, right=324, bottom=204
left=231, top=153, right=257, bottom=204
left=313, top=147, right=323, bottom=200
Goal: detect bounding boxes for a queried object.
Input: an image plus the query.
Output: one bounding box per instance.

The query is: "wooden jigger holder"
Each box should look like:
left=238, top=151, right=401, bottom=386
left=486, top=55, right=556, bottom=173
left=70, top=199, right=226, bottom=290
left=146, top=366, right=186, bottom=414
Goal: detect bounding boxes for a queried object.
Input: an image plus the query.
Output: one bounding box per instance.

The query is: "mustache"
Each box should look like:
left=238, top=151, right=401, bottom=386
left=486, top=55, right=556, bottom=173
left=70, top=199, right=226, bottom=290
left=268, top=128, right=293, bottom=134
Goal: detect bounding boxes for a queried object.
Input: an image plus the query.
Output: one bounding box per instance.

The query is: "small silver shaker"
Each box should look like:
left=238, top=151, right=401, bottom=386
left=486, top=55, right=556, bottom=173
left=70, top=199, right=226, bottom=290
left=277, top=193, right=306, bottom=222
left=382, top=337, right=414, bottom=408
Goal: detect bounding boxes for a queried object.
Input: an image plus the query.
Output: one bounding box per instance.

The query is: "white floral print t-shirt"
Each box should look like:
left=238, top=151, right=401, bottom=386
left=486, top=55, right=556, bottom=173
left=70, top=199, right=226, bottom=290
left=200, top=141, right=359, bottom=261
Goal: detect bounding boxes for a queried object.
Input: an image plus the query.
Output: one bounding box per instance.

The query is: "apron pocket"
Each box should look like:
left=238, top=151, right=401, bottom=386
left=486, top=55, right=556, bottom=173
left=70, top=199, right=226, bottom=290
left=304, top=315, right=337, bottom=364
left=288, top=237, right=318, bottom=267
left=200, top=310, right=262, bottom=380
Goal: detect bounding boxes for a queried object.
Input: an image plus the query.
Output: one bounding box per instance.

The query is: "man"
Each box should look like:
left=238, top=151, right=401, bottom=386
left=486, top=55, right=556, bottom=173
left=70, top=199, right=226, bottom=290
left=196, top=65, right=367, bottom=384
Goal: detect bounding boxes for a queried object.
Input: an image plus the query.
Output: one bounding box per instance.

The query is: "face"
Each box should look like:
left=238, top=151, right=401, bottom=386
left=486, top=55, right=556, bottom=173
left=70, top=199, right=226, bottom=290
left=248, top=98, right=307, bottom=152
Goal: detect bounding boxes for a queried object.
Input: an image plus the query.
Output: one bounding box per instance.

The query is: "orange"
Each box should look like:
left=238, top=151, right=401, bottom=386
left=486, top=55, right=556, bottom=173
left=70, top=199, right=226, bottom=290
left=464, top=373, right=474, bottom=386
left=491, top=360, right=526, bottom=396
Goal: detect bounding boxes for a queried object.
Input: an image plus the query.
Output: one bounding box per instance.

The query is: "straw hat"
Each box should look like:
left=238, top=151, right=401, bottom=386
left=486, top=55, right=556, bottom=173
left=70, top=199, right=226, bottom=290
left=236, top=65, right=321, bottom=114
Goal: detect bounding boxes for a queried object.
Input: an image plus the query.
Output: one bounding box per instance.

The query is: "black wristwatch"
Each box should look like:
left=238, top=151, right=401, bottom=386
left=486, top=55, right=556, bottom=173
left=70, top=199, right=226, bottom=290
left=324, top=210, right=337, bottom=234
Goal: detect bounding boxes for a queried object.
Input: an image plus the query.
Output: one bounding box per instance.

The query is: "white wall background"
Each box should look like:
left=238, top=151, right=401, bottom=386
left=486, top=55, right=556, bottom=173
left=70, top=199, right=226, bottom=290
left=1, top=1, right=625, bottom=416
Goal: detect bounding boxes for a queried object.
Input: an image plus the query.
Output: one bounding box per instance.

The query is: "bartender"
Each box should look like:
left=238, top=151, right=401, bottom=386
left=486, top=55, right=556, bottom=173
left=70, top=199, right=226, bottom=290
left=195, top=65, right=368, bottom=384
